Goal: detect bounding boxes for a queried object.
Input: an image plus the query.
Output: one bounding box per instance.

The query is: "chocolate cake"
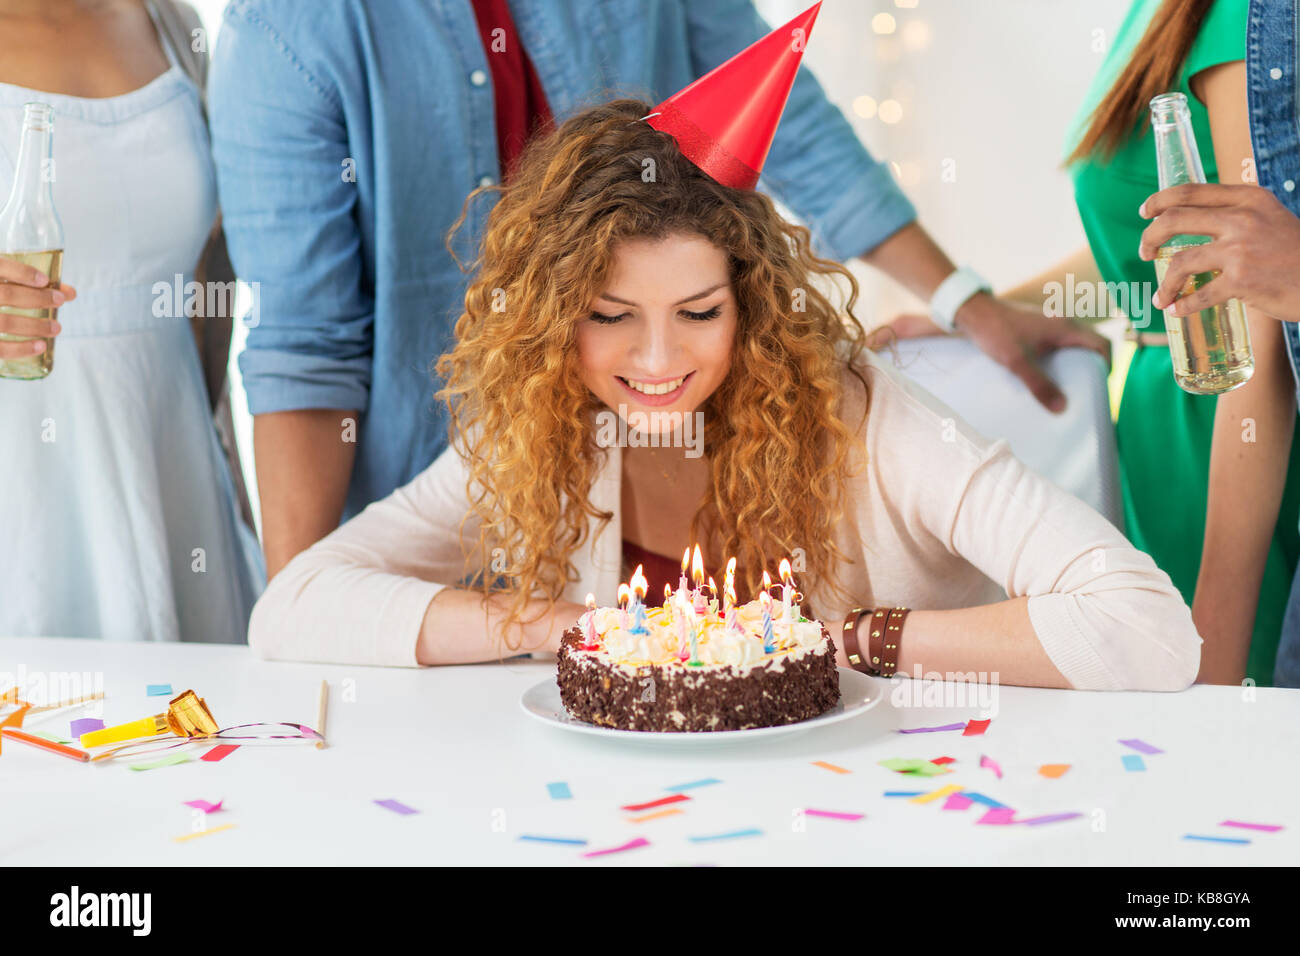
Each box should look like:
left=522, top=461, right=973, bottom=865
left=556, top=597, right=840, bottom=732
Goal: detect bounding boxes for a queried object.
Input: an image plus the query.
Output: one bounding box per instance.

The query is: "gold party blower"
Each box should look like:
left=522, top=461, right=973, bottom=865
left=79, top=690, right=218, bottom=748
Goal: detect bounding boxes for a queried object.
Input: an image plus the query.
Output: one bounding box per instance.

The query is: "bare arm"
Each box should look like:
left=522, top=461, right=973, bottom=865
left=1188, top=60, right=1293, bottom=684
left=416, top=589, right=584, bottom=665
left=254, top=409, right=358, bottom=579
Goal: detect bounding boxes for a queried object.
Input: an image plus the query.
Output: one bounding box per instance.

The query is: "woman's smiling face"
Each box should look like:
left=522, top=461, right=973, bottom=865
left=576, top=233, right=738, bottom=428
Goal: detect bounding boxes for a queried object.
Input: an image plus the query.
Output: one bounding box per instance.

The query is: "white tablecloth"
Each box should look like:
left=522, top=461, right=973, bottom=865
left=2, top=637, right=1296, bottom=865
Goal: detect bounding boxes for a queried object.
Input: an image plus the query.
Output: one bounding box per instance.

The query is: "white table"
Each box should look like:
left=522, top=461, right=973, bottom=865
left=3, top=637, right=1297, bottom=866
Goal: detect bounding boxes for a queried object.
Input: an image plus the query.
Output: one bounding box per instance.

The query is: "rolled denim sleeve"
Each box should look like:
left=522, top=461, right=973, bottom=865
left=209, top=1, right=372, bottom=415
left=683, top=0, right=917, bottom=260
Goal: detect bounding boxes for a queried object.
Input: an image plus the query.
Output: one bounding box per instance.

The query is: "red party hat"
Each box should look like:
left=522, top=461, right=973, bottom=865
left=644, top=1, right=823, bottom=190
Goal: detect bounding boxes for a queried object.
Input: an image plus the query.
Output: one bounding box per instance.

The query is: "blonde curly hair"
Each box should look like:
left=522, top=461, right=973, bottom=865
left=436, top=98, right=873, bottom=649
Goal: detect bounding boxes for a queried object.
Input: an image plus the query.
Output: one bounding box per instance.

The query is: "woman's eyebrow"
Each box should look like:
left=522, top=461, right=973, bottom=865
left=597, top=282, right=728, bottom=308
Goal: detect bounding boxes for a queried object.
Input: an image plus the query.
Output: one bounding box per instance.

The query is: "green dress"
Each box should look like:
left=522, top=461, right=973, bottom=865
left=1068, top=0, right=1300, bottom=686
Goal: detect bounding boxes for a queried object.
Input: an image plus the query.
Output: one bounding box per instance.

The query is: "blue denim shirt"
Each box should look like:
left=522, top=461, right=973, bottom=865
left=1248, top=0, right=1300, bottom=685
left=209, top=0, right=917, bottom=520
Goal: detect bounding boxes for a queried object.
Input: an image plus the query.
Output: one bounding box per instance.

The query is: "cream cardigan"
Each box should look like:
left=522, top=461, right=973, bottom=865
left=248, top=350, right=1201, bottom=689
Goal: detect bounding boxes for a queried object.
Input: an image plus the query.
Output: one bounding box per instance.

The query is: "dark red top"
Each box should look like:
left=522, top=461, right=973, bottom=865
left=622, top=538, right=685, bottom=604
left=469, top=0, right=554, bottom=181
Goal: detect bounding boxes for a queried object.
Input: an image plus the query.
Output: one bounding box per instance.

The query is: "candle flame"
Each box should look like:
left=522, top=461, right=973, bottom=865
left=681, top=547, right=690, bottom=572
left=779, top=558, right=792, bottom=584
left=760, top=589, right=772, bottom=610
left=691, top=544, right=704, bottom=585
left=585, top=592, right=596, bottom=611
left=761, top=569, right=772, bottom=592
left=617, top=583, right=630, bottom=607
left=664, top=583, right=672, bottom=602
left=632, top=564, right=647, bottom=599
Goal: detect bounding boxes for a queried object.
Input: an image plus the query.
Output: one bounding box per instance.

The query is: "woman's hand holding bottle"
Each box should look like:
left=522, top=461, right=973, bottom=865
left=0, top=256, right=73, bottom=359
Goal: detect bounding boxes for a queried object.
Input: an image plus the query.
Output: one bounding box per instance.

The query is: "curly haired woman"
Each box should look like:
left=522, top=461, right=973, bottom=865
left=245, top=94, right=1201, bottom=691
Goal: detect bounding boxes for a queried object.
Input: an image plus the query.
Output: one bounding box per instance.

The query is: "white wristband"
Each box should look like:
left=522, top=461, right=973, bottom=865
left=930, top=266, right=992, bottom=333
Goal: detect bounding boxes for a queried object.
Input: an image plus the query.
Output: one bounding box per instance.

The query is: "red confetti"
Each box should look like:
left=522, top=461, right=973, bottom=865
left=963, top=719, right=990, bottom=736
left=200, top=744, right=239, bottom=763
left=931, top=756, right=955, bottom=765
left=621, top=793, right=690, bottom=812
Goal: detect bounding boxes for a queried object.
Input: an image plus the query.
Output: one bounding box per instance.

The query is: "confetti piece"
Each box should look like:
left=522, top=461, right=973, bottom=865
left=979, top=754, right=1003, bottom=779
left=30, top=730, right=72, bottom=744
left=129, top=753, right=191, bottom=771
left=689, top=828, right=762, bottom=843
left=976, top=807, right=1017, bottom=825
left=883, top=790, right=925, bottom=797
left=942, top=793, right=974, bottom=811
left=1122, top=754, right=1146, bottom=772
left=666, top=778, right=722, bottom=792
left=174, top=823, right=236, bottom=843
left=518, top=835, right=588, bottom=846
left=878, top=758, right=950, bottom=776
left=183, top=799, right=223, bottom=814
left=200, top=744, right=238, bottom=762
left=930, top=756, right=955, bottom=765
left=1219, top=820, right=1283, bottom=832
left=69, top=718, right=103, bottom=738
left=898, top=723, right=966, bottom=734
left=911, top=784, right=963, bottom=805
left=374, top=798, right=419, bottom=815
left=1018, top=812, right=1083, bottom=826
left=582, top=837, right=650, bottom=858
left=621, top=793, right=690, bottom=812
left=628, top=807, right=684, bottom=823
left=1184, top=834, right=1250, bottom=845
left=803, top=809, right=865, bottom=821
left=963, top=718, right=991, bottom=736
left=146, top=684, right=173, bottom=697
left=964, top=792, right=1009, bottom=809
left=811, top=760, right=851, bottom=774
left=1119, top=738, right=1162, bottom=755
left=547, top=781, right=572, bottom=800
left=1038, top=764, right=1070, bottom=779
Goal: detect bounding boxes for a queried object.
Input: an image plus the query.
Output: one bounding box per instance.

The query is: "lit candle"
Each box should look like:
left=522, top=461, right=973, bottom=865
left=722, top=557, right=736, bottom=618
left=630, top=569, right=649, bottom=634
left=780, top=558, right=795, bottom=637
left=760, top=589, right=774, bottom=654
left=725, top=578, right=740, bottom=633
left=663, top=583, right=672, bottom=608
left=582, top=592, right=598, bottom=649
left=679, top=547, right=690, bottom=596
left=617, top=583, right=630, bottom=630
left=707, top=576, right=718, bottom=618
left=692, top=544, right=706, bottom=616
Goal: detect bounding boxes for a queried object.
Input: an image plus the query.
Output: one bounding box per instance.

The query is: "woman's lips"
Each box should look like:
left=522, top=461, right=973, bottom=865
left=615, top=371, right=695, bottom=407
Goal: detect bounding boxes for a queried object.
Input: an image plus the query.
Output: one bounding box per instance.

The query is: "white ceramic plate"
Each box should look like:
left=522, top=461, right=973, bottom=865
left=519, top=667, right=881, bottom=744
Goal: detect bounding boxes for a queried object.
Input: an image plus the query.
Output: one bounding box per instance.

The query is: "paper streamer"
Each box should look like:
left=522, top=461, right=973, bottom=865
left=547, top=781, right=572, bottom=800
left=1018, top=812, right=1083, bottom=826
left=183, top=799, right=223, bottom=814
left=30, top=730, right=72, bottom=744
left=803, top=809, right=864, bottom=820
left=911, top=784, right=963, bottom=805
left=628, top=808, right=684, bottom=823
left=70, top=718, right=103, bottom=738
left=878, top=758, right=950, bottom=776
left=979, top=754, right=1003, bottom=779
left=883, top=791, right=925, bottom=797
left=374, top=798, right=419, bottom=815
left=942, top=793, right=974, bottom=811
left=174, top=823, right=236, bottom=843
left=1219, top=820, right=1283, bottom=832
left=963, top=718, right=991, bottom=736
left=964, top=792, right=1009, bottom=809
left=622, top=793, right=690, bottom=812
left=200, top=744, right=238, bottom=762
left=1184, top=834, right=1249, bottom=845
left=518, top=835, right=588, bottom=845
left=146, top=684, right=173, bottom=697
left=1038, top=764, right=1070, bottom=779
left=1119, top=738, right=1162, bottom=755
left=666, top=778, right=722, bottom=792
left=1122, top=754, right=1146, bottom=772
left=898, top=723, right=965, bottom=734
left=811, top=760, right=851, bottom=774
left=129, top=753, right=190, bottom=771
left=977, top=807, right=1017, bottom=825
left=689, top=828, right=762, bottom=842
left=582, top=837, right=650, bottom=858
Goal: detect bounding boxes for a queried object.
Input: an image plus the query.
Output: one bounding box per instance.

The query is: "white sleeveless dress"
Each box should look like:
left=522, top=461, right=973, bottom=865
left=0, top=33, right=264, bottom=643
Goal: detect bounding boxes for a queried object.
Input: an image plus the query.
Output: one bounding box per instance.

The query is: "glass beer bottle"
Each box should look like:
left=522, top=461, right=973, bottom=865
left=1149, top=92, right=1252, bottom=395
left=0, top=102, right=65, bottom=381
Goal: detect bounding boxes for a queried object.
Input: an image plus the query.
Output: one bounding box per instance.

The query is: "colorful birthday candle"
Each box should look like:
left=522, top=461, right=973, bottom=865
left=582, top=592, right=598, bottom=648
left=617, top=583, right=630, bottom=630
left=780, top=558, right=795, bottom=635
left=723, top=557, right=736, bottom=617
left=679, top=547, right=690, bottom=596
left=760, top=585, right=774, bottom=653
left=691, top=545, right=707, bottom=616
left=630, top=568, right=649, bottom=634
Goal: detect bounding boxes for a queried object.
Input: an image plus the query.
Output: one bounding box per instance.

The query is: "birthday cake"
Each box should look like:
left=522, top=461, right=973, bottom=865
left=557, top=568, right=840, bottom=732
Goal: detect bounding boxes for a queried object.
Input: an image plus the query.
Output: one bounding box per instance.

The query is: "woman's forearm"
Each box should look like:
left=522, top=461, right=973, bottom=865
left=1193, top=309, right=1296, bottom=683
left=836, top=597, right=1072, bottom=688
left=416, top=588, right=582, bottom=665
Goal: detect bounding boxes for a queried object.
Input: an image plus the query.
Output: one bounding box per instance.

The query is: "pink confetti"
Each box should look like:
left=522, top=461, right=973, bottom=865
left=976, top=807, right=1016, bottom=825
left=942, top=793, right=973, bottom=811
left=803, top=809, right=864, bottom=821
left=582, top=837, right=650, bottom=858
left=979, top=754, right=1003, bottom=779
left=183, top=799, right=223, bottom=814
left=1017, top=812, right=1083, bottom=826
left=1220, top=820, right=1283, bottom=832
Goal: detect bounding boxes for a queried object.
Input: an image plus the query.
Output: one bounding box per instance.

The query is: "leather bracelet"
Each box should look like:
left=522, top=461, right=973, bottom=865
left=879, top=607, right=911, bottom=677
left=841, top=607, right=873, bottom=672
left=864, top=608, right=891, bottom=675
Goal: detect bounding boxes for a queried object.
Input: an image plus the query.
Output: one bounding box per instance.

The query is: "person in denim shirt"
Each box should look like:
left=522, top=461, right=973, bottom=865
left=209, top=0, right=1111, bottom=579
left=1138, top=0, right=1300, bottom=685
